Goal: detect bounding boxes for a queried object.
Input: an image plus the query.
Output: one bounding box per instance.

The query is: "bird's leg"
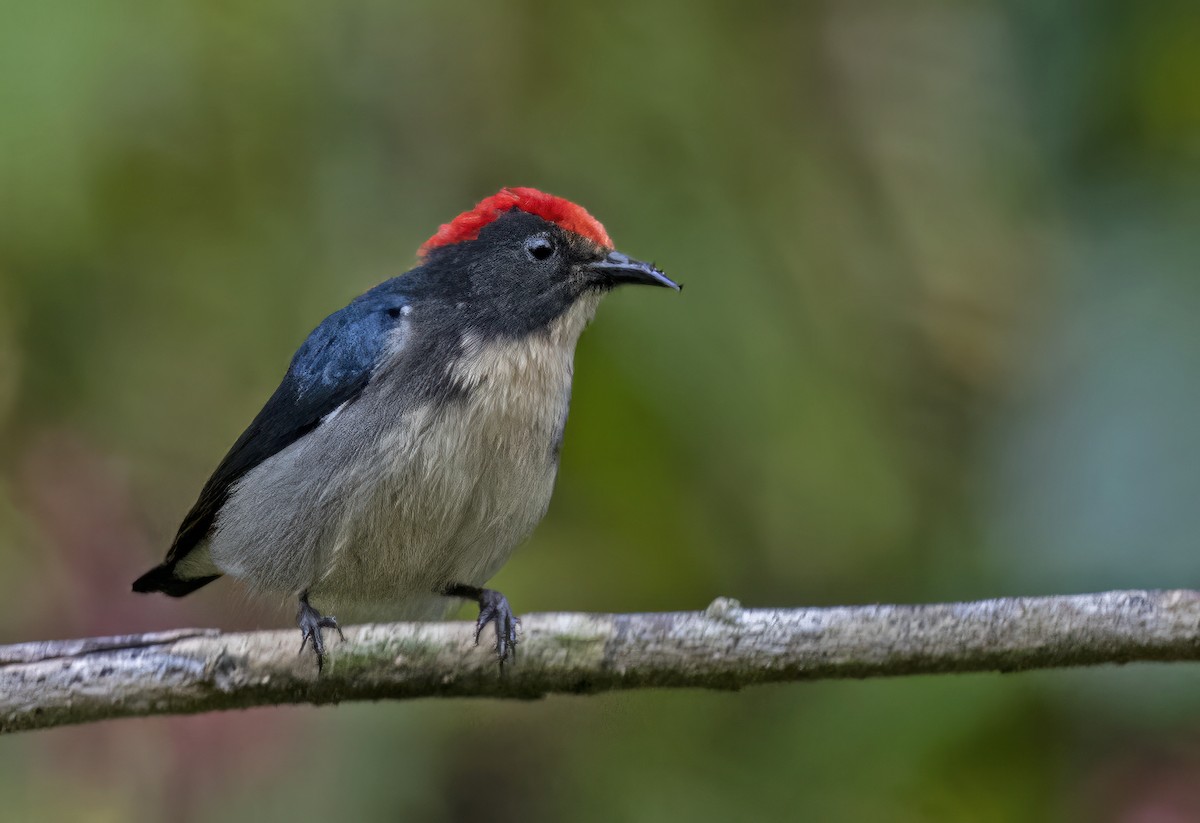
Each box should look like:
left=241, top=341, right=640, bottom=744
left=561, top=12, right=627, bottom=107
left=443, top=583, right=520, bottom=663
left=296, top=590, right=344, bottom=673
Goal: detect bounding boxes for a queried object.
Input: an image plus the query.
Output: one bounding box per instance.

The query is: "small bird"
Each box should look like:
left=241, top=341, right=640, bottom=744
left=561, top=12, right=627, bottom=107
left=133, top=187, right=679, bottom=670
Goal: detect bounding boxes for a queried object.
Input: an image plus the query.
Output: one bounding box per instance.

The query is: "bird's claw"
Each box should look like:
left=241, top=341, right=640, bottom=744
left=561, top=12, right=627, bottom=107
left=297, top=597, right=344, bottom=674
left=474, top=589, right=520, bottom=665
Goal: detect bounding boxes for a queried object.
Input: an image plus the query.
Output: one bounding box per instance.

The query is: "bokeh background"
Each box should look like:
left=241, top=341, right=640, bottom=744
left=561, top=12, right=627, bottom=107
left=2, top=0, right=1199, bottom=820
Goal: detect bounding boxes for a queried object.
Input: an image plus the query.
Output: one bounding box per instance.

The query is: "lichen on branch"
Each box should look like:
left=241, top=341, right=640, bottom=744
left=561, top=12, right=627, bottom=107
left=3, top=590, right=1199, bottom=734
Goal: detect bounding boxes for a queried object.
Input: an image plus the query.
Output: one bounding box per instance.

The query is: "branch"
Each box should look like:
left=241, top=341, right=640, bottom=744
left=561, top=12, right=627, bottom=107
left=4, top=589, right=1199, bottom=734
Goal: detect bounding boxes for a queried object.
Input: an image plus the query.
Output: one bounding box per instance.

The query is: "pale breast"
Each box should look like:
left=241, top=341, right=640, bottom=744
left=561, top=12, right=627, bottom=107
left=210, top=296, right=597, bottom=617
left=311, top=300, right=596, bottom=611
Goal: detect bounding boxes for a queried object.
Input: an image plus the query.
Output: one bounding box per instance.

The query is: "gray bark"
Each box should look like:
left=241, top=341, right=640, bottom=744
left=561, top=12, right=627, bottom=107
left=3, top=589, right=1199, bottom=734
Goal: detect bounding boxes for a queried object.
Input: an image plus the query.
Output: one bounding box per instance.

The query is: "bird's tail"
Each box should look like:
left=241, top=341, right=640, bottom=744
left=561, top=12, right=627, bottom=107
left=131, top=563, right=220, bottom=597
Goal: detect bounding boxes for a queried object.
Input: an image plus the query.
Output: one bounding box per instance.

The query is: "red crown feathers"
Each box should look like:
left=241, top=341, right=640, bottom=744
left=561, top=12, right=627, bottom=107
left=419, top=187, right=613, bottom=257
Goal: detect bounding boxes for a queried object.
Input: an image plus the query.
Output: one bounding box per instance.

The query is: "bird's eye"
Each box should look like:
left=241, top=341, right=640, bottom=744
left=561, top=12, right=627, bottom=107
left=525, top=236, right=555, bottom=261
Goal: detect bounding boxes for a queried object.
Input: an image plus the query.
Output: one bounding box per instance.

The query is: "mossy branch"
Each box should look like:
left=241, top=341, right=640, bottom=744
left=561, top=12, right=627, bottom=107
left=3, top=589, right=1199, bottom=734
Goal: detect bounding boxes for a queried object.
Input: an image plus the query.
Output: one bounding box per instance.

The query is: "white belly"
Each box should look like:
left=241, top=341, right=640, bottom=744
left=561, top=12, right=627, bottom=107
left=314, top=389, right=563, bottom=610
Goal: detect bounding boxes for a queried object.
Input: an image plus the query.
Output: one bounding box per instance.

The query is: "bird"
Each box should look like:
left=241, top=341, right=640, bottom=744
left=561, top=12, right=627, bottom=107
left=132, top=187, right=680, bottom=671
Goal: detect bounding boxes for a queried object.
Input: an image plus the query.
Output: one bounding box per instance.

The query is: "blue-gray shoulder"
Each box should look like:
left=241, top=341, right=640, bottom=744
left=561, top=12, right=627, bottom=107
left=290, top=280, right=413, bottom=399
left=159, top=278, right=415, bottom=566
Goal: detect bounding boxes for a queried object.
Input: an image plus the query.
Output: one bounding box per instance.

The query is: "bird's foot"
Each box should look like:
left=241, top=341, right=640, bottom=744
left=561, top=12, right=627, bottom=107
left=297, top=593, right=344, bottom=674
left=444, top=584, right=521, bottom=665
left=474, top=589, right=520, bottom=664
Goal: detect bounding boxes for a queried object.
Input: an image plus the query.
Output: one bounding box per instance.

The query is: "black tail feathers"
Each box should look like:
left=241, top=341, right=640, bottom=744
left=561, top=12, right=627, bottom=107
left=131, top=564, right=220, bottom=598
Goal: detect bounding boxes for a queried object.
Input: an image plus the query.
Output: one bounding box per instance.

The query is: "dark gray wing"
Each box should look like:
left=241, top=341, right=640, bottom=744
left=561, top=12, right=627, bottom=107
left=133, top=282, right=410, bottom=595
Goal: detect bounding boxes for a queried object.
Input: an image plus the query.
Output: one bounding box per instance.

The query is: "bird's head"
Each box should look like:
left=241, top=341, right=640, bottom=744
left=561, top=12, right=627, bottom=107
left=416, top=187, right=679, bottom=336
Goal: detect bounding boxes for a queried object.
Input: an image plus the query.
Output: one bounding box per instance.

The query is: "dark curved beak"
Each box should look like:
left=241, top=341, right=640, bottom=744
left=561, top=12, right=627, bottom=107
left=587, top=251, right=681, bottom=291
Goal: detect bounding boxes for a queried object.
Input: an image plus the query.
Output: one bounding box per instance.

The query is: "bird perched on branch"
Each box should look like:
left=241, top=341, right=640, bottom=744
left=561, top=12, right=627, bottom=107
left=133, top=187, right=680, bottom=670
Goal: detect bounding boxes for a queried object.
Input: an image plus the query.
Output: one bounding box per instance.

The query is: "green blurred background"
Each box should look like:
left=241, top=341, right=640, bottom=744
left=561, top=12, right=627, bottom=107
left=2, top=0, right=1199, bottom=820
